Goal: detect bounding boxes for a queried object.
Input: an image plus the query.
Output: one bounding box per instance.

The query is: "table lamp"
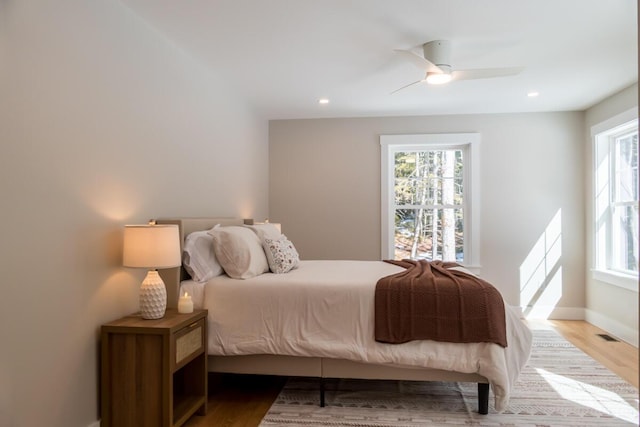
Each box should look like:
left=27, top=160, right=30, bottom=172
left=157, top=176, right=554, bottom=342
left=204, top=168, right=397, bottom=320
left=123, top=221, right=181, bottom=319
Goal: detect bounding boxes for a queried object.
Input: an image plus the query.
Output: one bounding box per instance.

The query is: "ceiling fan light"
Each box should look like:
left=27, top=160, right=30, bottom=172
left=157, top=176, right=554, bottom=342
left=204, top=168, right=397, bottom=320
left=426, top=72, right=452, bottom=85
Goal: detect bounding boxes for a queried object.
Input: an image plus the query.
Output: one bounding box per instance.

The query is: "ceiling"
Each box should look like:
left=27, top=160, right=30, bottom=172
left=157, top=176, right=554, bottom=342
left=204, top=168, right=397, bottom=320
left=121, top=0, right=637, bottom=120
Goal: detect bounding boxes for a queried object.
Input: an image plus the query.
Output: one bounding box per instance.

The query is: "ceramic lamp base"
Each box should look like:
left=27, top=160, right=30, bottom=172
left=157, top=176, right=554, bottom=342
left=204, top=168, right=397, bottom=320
left=139, top=270, right=167, bottom=319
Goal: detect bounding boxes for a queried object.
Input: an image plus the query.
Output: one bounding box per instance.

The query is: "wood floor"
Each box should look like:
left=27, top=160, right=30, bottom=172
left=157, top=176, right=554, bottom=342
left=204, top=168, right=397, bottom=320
left=545, top=319, right=638, bottom=388
left=183, top=320, right=639, bottom=427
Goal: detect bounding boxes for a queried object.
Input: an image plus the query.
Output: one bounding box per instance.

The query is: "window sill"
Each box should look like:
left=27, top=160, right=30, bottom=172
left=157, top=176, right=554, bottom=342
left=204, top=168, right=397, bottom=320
left=592, top=269, right=638, bottom=292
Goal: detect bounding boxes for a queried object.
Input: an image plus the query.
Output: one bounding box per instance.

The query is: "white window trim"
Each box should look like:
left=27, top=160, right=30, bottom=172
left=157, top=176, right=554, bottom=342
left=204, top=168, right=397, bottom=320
left=380, top=133, right=481, bottom=272
left=591, top=106, right=639, bottom=292
left=592, top=269, right=638, bottom=292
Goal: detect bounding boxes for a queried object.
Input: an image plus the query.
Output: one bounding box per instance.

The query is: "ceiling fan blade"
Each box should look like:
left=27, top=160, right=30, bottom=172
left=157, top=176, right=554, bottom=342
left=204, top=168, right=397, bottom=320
left=390, top=79, right=424, bottom=94
left=452, top=67, right=524, bottom=81
left=393, top=49, right=441, bottom=73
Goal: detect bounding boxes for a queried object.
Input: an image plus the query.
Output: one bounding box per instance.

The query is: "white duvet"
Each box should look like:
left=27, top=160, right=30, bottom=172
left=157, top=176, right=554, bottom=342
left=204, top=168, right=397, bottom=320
left=184, top=260, right=532, bottom=411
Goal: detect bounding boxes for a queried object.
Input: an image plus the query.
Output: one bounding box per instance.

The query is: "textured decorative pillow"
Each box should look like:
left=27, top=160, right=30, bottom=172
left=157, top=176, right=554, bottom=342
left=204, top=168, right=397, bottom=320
left=208, top=226, right=269, bottom=279
left=182, top=227, right=223, bottom=282
left=262, top=235, right=300, bottom=274
left=245, top=223, right=282, bottom=240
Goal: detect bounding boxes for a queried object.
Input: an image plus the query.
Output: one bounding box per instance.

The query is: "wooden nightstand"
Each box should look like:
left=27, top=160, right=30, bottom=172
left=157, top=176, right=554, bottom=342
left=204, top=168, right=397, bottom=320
left=101, top=309, right=208, bottom=427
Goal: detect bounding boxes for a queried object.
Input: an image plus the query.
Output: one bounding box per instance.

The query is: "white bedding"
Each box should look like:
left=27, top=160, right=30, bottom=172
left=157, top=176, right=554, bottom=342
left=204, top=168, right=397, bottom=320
left=182, top=260, right=532, bottom=411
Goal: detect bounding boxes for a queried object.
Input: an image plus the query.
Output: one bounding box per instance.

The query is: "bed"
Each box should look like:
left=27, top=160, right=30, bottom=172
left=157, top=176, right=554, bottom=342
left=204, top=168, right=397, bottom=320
left=157, top=217, right=532, bottom=414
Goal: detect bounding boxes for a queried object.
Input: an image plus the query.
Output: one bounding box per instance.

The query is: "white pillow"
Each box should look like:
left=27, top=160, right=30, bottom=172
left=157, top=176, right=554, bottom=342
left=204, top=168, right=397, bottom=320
left=262, top=235, right=300, bottom=274
left=208, top=226, right=269, bottom=279
left=245, top=223, right=282, bottom=240
left=182, top=228, right=223, bottom=282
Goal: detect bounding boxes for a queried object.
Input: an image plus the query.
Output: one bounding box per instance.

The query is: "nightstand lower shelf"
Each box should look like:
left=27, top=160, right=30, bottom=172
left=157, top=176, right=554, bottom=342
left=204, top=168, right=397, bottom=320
left=173, top=395, right=206, bottom=426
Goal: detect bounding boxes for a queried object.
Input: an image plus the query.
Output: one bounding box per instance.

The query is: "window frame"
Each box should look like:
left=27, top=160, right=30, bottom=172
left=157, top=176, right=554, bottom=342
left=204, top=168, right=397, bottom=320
left=591, top=107, right=639, bottom=292
left=380, top=133, right=481, bottom=271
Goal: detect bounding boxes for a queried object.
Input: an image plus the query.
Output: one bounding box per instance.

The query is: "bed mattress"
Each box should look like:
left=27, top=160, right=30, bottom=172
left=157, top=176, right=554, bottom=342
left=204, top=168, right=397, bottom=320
left=181, top=260, right=532, bottom=411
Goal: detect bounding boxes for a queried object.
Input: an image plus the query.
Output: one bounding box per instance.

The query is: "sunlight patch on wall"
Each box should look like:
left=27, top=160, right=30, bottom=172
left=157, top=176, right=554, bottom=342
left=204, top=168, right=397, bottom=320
left=520, top=209, right=562, bottom=318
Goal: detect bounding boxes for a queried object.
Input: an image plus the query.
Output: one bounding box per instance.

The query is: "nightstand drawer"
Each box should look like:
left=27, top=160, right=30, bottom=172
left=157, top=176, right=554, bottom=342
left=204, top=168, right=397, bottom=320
left=174, top=318, right=205, bottom=369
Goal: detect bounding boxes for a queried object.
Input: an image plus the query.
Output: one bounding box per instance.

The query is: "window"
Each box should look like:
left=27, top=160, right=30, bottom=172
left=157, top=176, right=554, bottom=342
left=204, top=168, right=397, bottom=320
left=593, top=108, right=639, bottom=290
left=380, top=133, right=480, bottom=270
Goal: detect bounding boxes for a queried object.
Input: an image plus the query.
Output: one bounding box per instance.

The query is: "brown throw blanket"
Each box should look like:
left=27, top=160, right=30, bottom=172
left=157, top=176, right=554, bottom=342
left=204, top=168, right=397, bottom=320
left=375, top=260, right=507, bottom=347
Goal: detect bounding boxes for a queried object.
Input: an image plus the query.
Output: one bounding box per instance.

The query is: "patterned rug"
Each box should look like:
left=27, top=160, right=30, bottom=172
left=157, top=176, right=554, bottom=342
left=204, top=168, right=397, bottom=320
left=260, top=328, right=639, bottom=426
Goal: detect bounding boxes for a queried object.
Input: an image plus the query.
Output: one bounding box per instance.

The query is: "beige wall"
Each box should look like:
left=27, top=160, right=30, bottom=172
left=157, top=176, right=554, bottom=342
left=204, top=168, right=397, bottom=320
left=584, top=83, right=639, bottom=345
left=270, top=112, right=585, bottom=314
left=0, top=2, right=267, bottom=426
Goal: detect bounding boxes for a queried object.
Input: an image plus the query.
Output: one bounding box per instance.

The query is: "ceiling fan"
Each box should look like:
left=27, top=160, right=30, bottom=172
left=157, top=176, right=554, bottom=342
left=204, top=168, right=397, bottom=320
left=392, top=40, right=523, bottom=93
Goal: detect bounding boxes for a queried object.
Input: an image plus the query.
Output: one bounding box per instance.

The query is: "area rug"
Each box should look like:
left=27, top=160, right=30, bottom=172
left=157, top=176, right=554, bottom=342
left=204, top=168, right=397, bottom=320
left=260, top=328, right=639, bottom=426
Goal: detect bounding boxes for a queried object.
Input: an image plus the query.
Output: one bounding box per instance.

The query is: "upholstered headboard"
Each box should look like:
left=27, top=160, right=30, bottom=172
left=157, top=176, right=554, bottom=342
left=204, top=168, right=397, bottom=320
left=156, top=217, right=244, bottom=308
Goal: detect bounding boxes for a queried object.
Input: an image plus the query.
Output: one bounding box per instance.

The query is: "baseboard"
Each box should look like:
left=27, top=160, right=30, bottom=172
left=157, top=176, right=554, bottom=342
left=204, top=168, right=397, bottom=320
left=87, top=420, right=100, bottom=427
left=519, top=305, right=638, bottom=347
left=520, top=305, right=585, bottom=320
left=585, top=309, right=639, bottom=347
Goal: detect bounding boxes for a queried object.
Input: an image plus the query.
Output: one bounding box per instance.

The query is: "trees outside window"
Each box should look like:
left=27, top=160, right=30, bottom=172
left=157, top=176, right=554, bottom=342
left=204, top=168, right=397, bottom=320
left=381, top=134, right=480, bottom=269
left=393, top=149, right=463, bottom=261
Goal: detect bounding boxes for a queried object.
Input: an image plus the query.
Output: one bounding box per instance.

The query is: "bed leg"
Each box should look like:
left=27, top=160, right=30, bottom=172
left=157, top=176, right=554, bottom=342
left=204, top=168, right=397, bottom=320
left=478, top=383, right=489, bottom=414
left=320, top=377, right=325, bottom=407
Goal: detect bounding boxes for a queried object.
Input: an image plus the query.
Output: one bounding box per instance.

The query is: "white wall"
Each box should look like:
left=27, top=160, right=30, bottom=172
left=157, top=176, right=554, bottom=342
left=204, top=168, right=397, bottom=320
left=584, top=83, right=638, bottom=346
left=270, top=112, right=585, bottom=315
left=0, top=1, right=268, bottom=426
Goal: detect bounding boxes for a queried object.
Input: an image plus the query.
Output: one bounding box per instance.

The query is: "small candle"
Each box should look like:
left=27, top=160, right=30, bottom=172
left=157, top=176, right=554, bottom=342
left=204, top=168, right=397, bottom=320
left=178, top=292, right=194, bottom=314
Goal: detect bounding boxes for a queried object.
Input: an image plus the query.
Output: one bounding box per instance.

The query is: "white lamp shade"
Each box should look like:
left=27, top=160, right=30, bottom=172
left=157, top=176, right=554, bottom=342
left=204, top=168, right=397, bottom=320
left=123, top=224, right=181, bottom=269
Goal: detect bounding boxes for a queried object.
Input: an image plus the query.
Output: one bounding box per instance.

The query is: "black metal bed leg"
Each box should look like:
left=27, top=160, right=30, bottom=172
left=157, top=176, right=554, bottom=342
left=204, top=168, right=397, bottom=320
left=478, top=383, right=489, bottom=414
left=320, top=377, right=325, bottom=407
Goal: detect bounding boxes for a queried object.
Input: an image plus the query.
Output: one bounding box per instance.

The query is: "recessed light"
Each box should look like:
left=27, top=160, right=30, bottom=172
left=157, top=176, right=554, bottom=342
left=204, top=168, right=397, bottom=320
left=318, top=98, right=330, bottom=104
left=527, top=91, right=539, bottom=97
